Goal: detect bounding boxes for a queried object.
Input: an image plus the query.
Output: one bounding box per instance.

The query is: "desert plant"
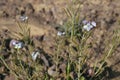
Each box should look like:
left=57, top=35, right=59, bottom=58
left=0, top=1, right=120, bottom=80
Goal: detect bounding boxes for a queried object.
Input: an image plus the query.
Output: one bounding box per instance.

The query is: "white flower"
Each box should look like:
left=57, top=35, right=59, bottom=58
left=31, top=51, right=40, bottom=61
left=87, top=22, right=94, bottom=28
left=57, top=31, right=65, bottom=36
left=19, top=15, right=28, bottom=21
left=83, top=25, right=91, bottom=31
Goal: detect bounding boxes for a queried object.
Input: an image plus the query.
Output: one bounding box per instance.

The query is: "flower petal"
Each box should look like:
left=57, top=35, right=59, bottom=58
left=57, top=31, right=65, bottom=36
left=19, top=15, right=28, bottom=21
left=83, top=24, right=92, bottom=31
left=31, top=51, right=40, bottom=61
left=91, top=21, right=96, bottom=27
left=14, top=42, right=24, bottom=49
left=82, top=20, right=88, bottom=25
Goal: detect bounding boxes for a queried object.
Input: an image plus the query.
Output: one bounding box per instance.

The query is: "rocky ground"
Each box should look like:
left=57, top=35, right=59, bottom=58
left=0, top=0, right=120, bottom=80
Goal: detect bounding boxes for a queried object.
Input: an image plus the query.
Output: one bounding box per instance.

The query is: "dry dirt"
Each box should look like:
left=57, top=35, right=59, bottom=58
left=0, top=0, right=120, bottom=80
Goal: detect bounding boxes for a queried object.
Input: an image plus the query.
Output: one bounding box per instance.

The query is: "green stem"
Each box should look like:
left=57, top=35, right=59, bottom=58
left=95, top=45, right=113, bottom=76
left=0, top=57, right=19, bottom=80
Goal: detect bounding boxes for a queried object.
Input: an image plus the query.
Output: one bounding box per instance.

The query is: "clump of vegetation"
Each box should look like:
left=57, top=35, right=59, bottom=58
left=0, top=0, right=120, bottom=80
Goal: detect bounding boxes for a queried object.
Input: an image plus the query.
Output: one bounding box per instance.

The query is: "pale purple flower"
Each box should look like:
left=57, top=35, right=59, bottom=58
left=9, top=39, right=24, bottom=49
left=82, top=20, right=88, bottom=25
left=10, top=40, right=18, bottom=47
left=91, top=21, right=96, bottom=27
left=83, top=25, right=91, bottom=31
left=82, top=20, right=96, bottom=31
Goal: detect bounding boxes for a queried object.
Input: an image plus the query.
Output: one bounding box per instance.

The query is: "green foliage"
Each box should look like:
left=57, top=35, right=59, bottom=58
left=17, top=20, right=31, bottom=44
